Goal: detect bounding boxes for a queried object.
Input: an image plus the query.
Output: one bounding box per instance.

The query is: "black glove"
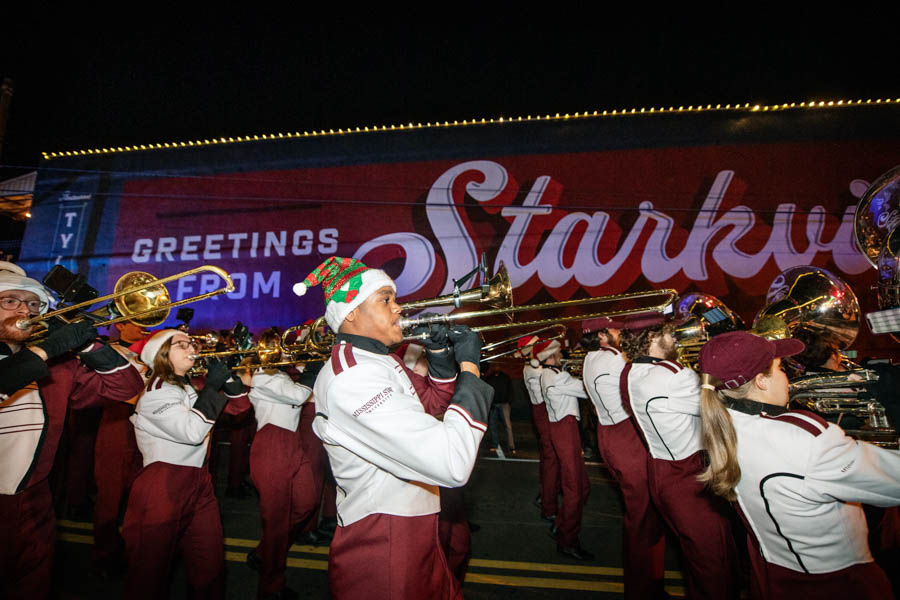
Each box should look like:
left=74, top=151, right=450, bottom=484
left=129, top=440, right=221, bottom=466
left=408, top=317, right=450, bottom=351
left=35, top=320, right=97, bottom=360
left=204, top=359, right=231, bottom=391
left=448, top=324, right=481, bottom=367
left=299, top=360, right=324, bottom=388
left=222, top=378, right=245, bottom=396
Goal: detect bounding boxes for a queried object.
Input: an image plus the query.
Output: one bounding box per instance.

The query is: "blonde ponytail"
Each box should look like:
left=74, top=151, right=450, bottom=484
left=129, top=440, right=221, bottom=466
left=698, top=373, right=741, bottom=500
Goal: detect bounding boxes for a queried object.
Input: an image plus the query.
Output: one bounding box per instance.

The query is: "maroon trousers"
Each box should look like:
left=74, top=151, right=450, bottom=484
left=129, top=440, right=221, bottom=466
left=548, top=415, right=589, bottom=548
left=648, top=453, right=738, bottom=600
left=531, top=402, right=560, bottom=518
left=597, top=419, right=667, bottom=600
left=122, top=462, right=225, bottom=600
left=298, top=402, right=328, bottom=533
left=250, top=424, right=318, bottom=595
left=0, top=480, right=55, bottom=600
left=749, top=550, right=892, bottom=599
left=92, top=401, right=141, bottom=564
left=329, top=512, right=460, bottom=600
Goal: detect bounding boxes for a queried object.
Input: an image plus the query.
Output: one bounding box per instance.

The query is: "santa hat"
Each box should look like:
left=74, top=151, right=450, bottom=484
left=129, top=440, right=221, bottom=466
left=293, top=257, right=395, bottom=332
left=534, top=338, right=561, bottom=362
left=130, top=329, right=180, bottom=366
left=515, top=335, right=540, bottom=359
left=0, top=261, right=50, bottom=314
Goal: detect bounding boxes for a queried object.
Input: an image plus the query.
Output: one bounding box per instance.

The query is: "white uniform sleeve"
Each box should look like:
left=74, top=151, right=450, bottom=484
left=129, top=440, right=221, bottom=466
left=134, top=384, right=213, bottom=446
left=250, top=371, right=312, bottom=406
left=805, top=424, right=900, bottom=507
left=661, top=367, right=702, bottom=416
left=542, top=368, right=588, bottom=398
left=319, top=361, right=485, bottom=488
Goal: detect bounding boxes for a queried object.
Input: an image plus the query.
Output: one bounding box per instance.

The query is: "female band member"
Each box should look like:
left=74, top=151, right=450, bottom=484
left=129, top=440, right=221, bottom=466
left=122, top=329, right=246, bottom=600
left=697, top=330, right=900, bottom=599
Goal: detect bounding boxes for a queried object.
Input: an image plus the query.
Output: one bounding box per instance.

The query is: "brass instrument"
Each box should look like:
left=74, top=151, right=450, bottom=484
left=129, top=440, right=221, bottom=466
left=480, top=324, right=568, bottom=362
left=280, top=316, right=333, bottom=357
left=672, top=293, right=745, bottom=369
left=753, top=266, right=860, bottom=349
left=400, top=288, right=678, bottom=341
left=789, top=369, right=896, bottom=448
left=19, top=266, right=235, bottom=338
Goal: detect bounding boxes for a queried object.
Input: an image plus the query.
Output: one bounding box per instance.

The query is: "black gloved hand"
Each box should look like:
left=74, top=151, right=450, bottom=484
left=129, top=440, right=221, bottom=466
left=35, top=320, right=97, bottom=360
left=204, top=359, right=231, bottom=391
left=408, top=316, right=450, bottom=351
left=222, top=378, right=245, bottom=396
left=299, top=360, right=324, bottom=388
left=448, top=324, right=481, bottom=366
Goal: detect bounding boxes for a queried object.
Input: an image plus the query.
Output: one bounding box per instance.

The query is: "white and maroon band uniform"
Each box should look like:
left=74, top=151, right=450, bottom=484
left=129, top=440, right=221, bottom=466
left=539, top=360, right=590, bottom=551
left=583, top=345, right=667, bottom=599
left=725, top=398, right=900, bottom=598
left=0, top=342, right=143, bottom=600
left=313, top=332, right=492, bottom=600
left=122, top=346, right=248, bottom=600
left=623, top=356, right=739, bottom=600
left=523, top=359, right=561, bottom=519
left=247, top=367, right=316, bottom=597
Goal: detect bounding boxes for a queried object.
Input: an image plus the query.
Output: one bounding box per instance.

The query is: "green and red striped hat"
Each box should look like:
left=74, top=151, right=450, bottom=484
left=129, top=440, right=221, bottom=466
left=293, top=257, right=395, bottom=332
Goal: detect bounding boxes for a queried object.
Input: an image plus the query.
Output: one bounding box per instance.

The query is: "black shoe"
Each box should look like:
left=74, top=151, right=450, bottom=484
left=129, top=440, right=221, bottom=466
left=467, top=521, right=481, bottom=533
left=541, top=513, right=556, bottom=523
left=548, top=524, right=558, bottom=541
left=297, top=528, right=331, bottom=546
left=318, top=516, right=337, bottom=536
left=259, top=586, right=299, bottom=600
left=246, top=548, right=262, bottom=572
left=533, top=494, right=542, bottom=509
left=557, top=545, right=594, bottom=561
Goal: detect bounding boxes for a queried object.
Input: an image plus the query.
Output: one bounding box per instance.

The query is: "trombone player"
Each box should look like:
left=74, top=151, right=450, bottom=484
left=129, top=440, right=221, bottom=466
left=0, top=261, right=144, bottom=600
left=294, top=257, right=492, bottom=600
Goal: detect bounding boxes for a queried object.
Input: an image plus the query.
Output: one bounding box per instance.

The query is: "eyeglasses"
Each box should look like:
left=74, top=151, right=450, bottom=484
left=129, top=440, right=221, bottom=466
left=170, top=340, right=200, bottom=352
left=0, top=297, right=47, bottom=313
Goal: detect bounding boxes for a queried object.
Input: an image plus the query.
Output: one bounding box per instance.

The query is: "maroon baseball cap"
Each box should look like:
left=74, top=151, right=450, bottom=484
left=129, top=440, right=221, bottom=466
left=697, top=331, right=805, bottom=390
left=582, top=316, right=626, bottom=333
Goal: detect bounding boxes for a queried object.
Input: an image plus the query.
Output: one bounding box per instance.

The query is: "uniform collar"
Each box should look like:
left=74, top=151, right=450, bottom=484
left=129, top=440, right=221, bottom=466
left=335, top=332, right=390, bottom=355
left=0, top=341, right=12, bottom=357
left=723, top=397, right=789, bottom=417
left=633, top=356, right=663, bottom=364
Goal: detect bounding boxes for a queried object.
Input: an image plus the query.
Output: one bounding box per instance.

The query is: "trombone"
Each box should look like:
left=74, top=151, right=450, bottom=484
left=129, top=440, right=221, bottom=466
left=19, top=266, right=235, bottom=337
left=480, top=324, right=568, bottom=362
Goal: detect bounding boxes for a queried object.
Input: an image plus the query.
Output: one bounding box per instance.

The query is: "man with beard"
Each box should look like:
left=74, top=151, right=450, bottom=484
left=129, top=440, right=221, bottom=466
left=619, top=322, right=738, bottom=600
left=0, top=262, right=145, bottom=599
left=582, top=317, right=666, bottom=598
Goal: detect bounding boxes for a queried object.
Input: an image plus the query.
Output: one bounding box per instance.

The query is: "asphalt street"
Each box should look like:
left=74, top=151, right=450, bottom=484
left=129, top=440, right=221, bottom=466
left=50, top=417, right=722, bottom=599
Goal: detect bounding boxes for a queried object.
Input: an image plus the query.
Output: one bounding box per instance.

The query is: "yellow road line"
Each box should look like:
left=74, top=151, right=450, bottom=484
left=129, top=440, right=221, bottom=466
left=470, top=559, right=683, bottom=580
left=57, top=519, right=94, bottom=531
left=465, top=573, right=685, bottom=596
left=59, top=532, right=94, bottom=544
left=224, top=551, right=328, bottom=571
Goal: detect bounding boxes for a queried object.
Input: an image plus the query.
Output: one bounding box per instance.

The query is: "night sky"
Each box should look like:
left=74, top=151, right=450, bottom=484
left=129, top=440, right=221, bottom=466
left=3, top=12, right=899, bottom=170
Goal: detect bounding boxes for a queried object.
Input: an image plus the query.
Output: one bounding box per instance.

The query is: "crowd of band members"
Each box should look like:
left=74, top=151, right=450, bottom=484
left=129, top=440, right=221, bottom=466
left=4, top=254, right=900, bottom=600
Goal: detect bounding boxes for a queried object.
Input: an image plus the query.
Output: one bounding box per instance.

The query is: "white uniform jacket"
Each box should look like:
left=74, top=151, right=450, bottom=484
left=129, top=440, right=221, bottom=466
left=539, top=365, right=587, bottom=423
left=727, top=399, right=900, bottom=574
left=523, top=362, right=544, bottom=406
left=132, top=377, right=243, bottom=468
left=312, top=333, right=492, bottom=527
left=250, top=370, right=312, bottom=432
left=623, top=357, right=702, bottom=461
left=583, top=346, right=629, bottom=426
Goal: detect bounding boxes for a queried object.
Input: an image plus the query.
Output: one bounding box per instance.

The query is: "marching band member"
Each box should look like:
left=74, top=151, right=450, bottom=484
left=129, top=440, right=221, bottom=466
left=0, top=261, right=144, bottom=600
left=537, top=338, right=592, bottom=560
left=519, top=335, right=561, bottom=522
left=620, top=322, right=738, bottom=600
left=122, top=329, right=247, bottom=600
left=242, top=329, right=320, bottom=600
left=698, top=330, right=900, bottom=599
left=295, top=257, right=492, bottom=600
left=582, top=318, right=666, bottom=598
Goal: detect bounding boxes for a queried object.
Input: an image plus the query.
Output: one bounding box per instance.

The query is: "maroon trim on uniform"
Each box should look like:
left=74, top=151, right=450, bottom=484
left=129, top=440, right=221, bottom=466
left=342, top=343, right=357, bottom=369
left=330, top=344, right=345, bottom=375
left=789, top=409, right=828, bottom=428
left=619, top=363, right=634, bottom=417
left=146, top=377, right=163, bottom=392
left=762, top=413, right=824, bottom=437
left=190, top=407, right=216, bottom=425
left=656, top=360, right=680, bottom=374
left=446, top=404, right=487, bottom=432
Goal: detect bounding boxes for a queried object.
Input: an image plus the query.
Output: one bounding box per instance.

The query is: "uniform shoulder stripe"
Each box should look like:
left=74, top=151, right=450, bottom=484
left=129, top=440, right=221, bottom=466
left=146, top=376, right=163, bottom=392
left=762, top=411, right=827, bottom=437
left=656, top=360, right=681, bottom=374
left=331, top=342, right=358, bottom=376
